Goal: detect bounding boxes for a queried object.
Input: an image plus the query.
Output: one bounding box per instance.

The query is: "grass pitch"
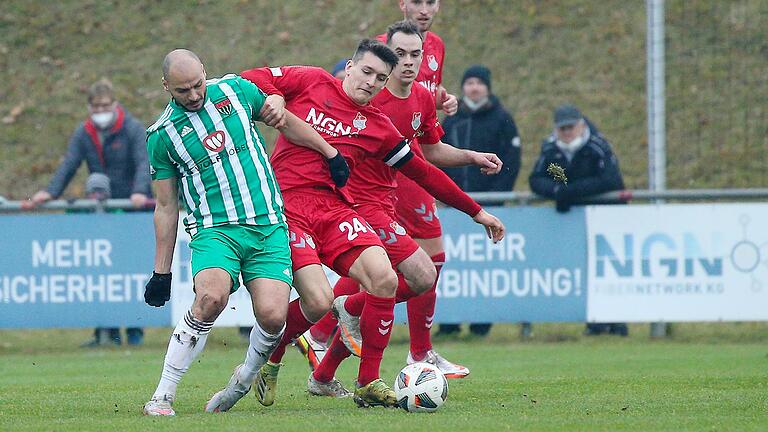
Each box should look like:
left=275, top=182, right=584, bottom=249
left=1, top=324, right=767, bottom=431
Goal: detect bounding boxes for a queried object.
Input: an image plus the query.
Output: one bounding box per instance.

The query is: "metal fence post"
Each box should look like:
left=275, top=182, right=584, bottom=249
left=647, top=0, right=670, bottom=338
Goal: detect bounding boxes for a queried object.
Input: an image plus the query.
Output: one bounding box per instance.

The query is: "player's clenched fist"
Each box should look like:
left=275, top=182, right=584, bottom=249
left=327, top=151, right=350, bottom=187
left=144, top=272, right=172, bottom=307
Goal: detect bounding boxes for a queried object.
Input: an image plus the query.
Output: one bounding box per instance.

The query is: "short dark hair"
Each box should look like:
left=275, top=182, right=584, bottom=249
left=351, top=39, right=399, bottom=72
left=386, top=20, right=423, bottom=44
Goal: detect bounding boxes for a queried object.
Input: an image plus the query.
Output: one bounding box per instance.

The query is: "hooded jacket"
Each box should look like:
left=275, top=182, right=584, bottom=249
left=441, top=95, right=521, bottom=193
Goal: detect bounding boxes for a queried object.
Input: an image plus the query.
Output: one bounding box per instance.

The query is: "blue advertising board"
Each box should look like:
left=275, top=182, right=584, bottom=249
left=0, top=213, right=168, bottom=328
left=395, top=206, right=588, bottom=323
left=1, top=207, right=587, bottom=329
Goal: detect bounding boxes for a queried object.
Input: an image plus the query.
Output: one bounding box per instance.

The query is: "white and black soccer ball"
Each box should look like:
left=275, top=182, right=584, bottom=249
left=394, top=362, right=448, bottom=413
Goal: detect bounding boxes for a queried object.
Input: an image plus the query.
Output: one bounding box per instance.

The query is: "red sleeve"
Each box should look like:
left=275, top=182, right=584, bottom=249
left=397, top=152, right=482, bottom=217
left=241, top=66, right=323, bottom=100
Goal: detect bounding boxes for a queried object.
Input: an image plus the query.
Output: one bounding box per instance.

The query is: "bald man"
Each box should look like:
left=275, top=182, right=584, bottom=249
left=142, top=49, right=347, bottom=416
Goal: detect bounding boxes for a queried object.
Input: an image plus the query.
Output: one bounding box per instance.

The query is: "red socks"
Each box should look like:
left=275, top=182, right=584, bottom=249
left=357, top=292, right=395, bottom=386
left=395, top=272, right=421, bottom=303
left=268, top=299, right=313, bottom=364
left=312, top=329, right=352, bottom=383
left=406, top=252, right=444, bottom=358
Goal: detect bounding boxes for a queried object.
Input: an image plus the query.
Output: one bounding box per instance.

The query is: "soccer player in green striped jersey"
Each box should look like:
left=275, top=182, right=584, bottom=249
left=142, top=49, right=348, bottom=416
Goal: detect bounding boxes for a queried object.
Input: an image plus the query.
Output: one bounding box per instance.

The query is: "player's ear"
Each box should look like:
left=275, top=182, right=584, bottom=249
left=162, top=77, right=169, bottom=92
left=399, top=0, right=406, bottom=13
left=344, top=60, right=353, bottom=75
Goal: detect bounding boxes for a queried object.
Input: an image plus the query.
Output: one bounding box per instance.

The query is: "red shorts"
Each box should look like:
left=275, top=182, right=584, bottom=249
left=394, top=173, right=443, bottom=239
left=355, top=202, right=420, bottom=267
left=283, top=188, right=383, bottom=276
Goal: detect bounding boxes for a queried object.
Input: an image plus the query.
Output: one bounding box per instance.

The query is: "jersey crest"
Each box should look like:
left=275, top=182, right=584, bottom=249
left=353, top=112, right=367, bottom=131
left=411, top=112, right=422, bottom=130
left=214, top=98, right=233, bottom=116
left=427, top=55, right=439, bottom=71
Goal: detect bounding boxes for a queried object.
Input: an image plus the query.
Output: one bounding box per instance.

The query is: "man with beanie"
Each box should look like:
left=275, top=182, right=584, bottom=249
left=26, top=78, right=151, bottom=347
left=529, top=104, right=627, bottom=336
left=438, top=64, right=522, bottom=337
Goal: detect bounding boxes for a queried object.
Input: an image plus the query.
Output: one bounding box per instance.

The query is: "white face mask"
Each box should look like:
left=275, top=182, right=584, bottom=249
left=91, top=111, right=115, bottom=129
left=556, top=136, right=584, bottom=153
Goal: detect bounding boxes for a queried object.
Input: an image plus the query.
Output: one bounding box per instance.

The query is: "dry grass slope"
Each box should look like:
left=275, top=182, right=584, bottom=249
left=1, top=0, right=766, bottom=199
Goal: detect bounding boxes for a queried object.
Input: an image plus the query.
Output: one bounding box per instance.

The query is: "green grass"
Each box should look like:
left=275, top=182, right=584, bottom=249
left=2, top=324, right=767, bottom=431
left=1, top=0, right=767, bottom=200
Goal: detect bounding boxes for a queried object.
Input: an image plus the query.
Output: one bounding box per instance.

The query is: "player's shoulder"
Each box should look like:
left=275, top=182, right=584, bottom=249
left=272, top=65, right=333, bottom=80
left=412, top=84, right=435, bottom=106
left=425, top=31, right=445, bottom=47
left=147, top=103, right=175, bottom=135
left=204, top=73, right=241, bottom=90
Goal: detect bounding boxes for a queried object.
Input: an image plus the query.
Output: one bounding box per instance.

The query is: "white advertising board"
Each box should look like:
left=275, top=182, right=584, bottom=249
left=587, top=203, right=768, bottom=322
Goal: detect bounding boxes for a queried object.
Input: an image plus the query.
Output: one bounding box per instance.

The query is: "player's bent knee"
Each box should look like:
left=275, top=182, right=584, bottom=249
left=257, top=314, right=287, bottom=334
left=302, top=294, right=333, bottom=322
left=368, top=267, right=398, bottom=298
left=411, top=266, right=437, bottom=294
left=193, top=292, right=228, bottom=320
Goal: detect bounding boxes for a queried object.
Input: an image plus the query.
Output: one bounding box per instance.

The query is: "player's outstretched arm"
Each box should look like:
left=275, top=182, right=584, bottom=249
left=421, top=140, right=502, bottom=174
left=145, top=178, right=178, bottom=307
left=278, top=111, right=350, bottom=187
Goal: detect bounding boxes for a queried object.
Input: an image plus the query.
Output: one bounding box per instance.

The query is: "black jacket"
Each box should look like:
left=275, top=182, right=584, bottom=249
left=441, top=95, right=521, bottom=193
left=46, top=106, right=151, bottom=199
left=529, top=123, right=624, bottom=212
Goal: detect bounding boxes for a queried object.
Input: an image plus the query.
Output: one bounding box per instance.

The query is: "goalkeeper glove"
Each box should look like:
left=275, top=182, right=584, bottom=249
left=144, top=272, right=172, bottom=307
left=327, top=152, right=350, bottom=187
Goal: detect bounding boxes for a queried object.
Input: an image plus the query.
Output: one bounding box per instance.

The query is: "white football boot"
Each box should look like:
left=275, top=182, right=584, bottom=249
left=143, top=394, right=175, bottom=416
left=205, top=364, right=251, bottom=413
left=407, top=349, right=470, bottom=379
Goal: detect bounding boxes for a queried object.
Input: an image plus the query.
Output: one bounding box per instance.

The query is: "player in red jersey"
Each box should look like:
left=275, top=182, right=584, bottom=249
left=300, top=21, right=504, bottom=387
left=394, top=0, right=480, bottom=375
left=377, top=1, right=456, bottom=114
left=237, top=39, right=504, bottom=408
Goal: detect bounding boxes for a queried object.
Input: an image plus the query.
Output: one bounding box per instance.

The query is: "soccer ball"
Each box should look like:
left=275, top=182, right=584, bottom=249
left=394, top=362, right=448, bottom=413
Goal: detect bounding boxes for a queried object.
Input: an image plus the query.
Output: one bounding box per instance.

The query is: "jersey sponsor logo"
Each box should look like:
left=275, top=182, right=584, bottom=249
left=352, top=112, right=367, bottom=132
left=427, top=54, right=439, bottom=71
left=202, top=130, right=227, bottom=153
left=418, top=80, right=437, bottom=96
left=180, top=125, right=194, bottom=137
left=269, top=67, right=283, bottom=77
left=214, top=98, right=233, bottom=116
left=411, top=112, right=422, bottom=130
left=305, top=107, right=353, bottom=137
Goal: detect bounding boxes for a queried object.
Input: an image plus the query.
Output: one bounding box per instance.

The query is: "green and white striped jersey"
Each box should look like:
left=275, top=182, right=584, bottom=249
left=147, top=74, right=284, bottom=235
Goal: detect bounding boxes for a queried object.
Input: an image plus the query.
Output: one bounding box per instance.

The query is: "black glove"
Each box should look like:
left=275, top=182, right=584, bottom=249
left=327, top=152, right=350, bottom=187
left=554, top=185, right=572, bottom=213
left=144, top=272, right=172, bottom=307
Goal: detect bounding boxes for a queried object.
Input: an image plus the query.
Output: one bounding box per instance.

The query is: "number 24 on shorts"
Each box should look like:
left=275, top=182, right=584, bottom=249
left=339, top=218, right=373, bottom=241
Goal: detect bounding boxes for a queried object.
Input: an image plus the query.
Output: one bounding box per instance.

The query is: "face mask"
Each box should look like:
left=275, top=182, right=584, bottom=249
left=91, top=111, right=115, bottom=129
left=556, top=136, right=584, bottom=153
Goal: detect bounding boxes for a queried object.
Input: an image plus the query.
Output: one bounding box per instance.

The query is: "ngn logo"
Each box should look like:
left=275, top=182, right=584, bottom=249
left=595, top=233, right=723, bottom=278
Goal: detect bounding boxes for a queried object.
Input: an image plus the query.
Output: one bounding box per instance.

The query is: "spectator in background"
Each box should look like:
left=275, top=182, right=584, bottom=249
left=529, top=104, right=628, bottom=336
left=28, top=78, right=152, bottom=346
left=437, top=64, right=522, bottom=338
left=330, top=58, right=349, bottom=80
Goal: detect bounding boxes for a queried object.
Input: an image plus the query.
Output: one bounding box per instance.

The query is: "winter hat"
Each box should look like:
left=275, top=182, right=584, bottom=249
left=462, top=65, right=491, bottom=90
